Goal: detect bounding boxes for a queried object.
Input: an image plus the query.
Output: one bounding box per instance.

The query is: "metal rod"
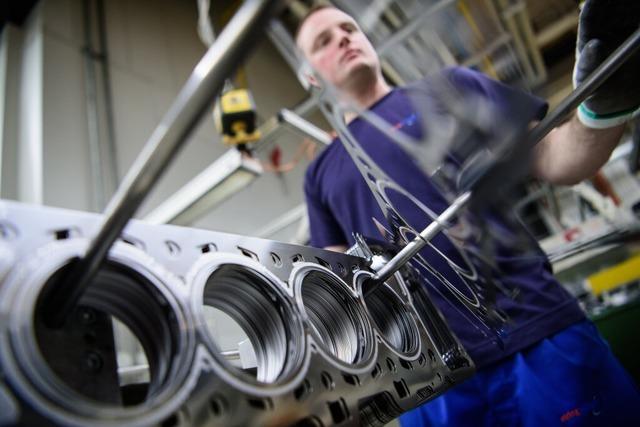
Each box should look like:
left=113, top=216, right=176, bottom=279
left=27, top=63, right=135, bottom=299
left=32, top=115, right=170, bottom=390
left=365, top=26, right=640, bottom=295
left=527, top=27, right=640, bottom=146
left=376, top=0, right=457, bottom=56
left=81, top=0, right=105, bottom=211
left=96, top=0, right=120, bottom=193
left=366, top=191, right=472, bottom=295
left=278, top=109, right=332, bottom=145
left=44, top=0, right=282, bottom=328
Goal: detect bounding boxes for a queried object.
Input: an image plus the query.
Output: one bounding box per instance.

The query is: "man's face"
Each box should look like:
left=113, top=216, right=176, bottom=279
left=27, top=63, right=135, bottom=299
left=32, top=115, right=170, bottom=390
left=296, top=8, right=381, bottom=91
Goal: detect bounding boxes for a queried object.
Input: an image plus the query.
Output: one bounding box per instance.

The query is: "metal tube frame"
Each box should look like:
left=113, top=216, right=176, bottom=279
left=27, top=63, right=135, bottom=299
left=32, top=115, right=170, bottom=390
left=278, top=109, right=332, bottom=146
left=81, top=0, right=105, bottom=211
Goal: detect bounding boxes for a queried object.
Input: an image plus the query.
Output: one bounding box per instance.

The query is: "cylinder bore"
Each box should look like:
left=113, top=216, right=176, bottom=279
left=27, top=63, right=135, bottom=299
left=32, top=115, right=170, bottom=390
left=196, top=260, right=305, bottom=384
left=361, top=275, right=420, bottom=356
left=296, top=267, right=373, bottom=365
left=2, top=242, right=192, bottom=424
left=34, top=259, right=187, bottom=406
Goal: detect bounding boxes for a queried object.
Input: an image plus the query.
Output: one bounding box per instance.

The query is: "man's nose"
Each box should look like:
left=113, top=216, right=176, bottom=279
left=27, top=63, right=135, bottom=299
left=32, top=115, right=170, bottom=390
left=339, top=33, right=350, bottom=48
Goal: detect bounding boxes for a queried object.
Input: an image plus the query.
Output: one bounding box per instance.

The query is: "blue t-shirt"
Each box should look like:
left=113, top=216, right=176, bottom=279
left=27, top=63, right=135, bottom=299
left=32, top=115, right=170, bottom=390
left=304, top=67, right=585, bottom=368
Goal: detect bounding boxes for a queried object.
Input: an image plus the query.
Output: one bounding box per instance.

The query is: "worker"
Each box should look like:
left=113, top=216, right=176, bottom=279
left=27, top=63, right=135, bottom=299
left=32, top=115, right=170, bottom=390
left=295, top=1, right=640, bottom=426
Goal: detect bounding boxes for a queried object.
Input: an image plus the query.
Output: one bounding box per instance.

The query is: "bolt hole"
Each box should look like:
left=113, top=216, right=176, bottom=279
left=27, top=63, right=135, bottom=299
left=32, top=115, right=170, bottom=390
left=315, top=257, right=331, bottom=269
left=386, top=357, right=397, bottom=374
left=327, top=398, right=350, bottom=424
left=200, top=243, right=217, bottom=253
left=247, top=397, right=272, bottom=411
left=210, top=395, right=227, bottom=416
left=342, top=373, right=360, bottom=386
left=54, top=229, right=71, bottom=240
left=165, top=240, right=181, bottom=256
left=393, top=379, right=410, bottom=399
left=399, top=359, right=413, bottom=371
left=321, top=371, right=334, bottom=390
left=121, top=236, right=145, bottom=250
left=294, top=380, right=312, bottom=401
left=77, top=307, right=97, bottom=325
left=238, top=247, right=258, bottom=261
left=271, top=252, right=282, bottom=267
left=418, top=353, right=427, bottom=366
left=371, top=363, right=383, bottom=379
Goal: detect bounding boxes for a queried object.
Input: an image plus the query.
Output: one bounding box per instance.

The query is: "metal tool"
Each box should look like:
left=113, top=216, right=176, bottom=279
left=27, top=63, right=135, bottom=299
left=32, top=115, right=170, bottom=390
left=367, top=191, right=472, bottom=292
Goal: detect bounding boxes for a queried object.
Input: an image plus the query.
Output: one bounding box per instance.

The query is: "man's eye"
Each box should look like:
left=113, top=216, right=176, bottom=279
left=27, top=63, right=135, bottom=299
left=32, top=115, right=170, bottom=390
left=343, top=24, right=356, bottom=33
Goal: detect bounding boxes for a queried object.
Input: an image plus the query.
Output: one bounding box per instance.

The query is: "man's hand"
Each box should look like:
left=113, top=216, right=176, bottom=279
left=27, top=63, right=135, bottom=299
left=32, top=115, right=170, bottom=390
left=573, top=0, right=640, bottom=129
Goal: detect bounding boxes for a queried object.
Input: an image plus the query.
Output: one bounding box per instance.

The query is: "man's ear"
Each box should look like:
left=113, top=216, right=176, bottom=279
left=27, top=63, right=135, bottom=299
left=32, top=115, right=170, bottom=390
left=306, top=73, right=320, bottom=88
left=296, top=62, right=320, bottom=90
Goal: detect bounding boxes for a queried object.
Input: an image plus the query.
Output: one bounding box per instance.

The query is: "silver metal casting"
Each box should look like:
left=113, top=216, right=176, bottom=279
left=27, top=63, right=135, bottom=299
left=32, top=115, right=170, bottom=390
left=0, top=200, right=474, bottom=426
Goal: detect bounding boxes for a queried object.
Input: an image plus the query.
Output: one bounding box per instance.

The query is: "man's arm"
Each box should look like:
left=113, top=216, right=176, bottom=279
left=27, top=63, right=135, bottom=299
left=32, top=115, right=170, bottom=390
left=529, top=0, right=638, bottom=186
left=530, top=114, right=625, bottom=186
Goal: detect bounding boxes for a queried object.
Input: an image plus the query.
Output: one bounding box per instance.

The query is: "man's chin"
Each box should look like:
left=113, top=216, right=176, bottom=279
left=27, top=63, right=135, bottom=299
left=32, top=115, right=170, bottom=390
left=341, top=64, right=377, bottom=87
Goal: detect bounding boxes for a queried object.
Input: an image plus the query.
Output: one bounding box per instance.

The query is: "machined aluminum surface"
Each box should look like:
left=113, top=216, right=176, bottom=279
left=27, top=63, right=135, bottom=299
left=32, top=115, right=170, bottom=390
left=0, top=200, right=473, bottom=426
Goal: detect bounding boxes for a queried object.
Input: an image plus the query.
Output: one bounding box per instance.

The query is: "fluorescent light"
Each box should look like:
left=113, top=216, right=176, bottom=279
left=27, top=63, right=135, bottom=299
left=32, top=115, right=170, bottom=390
left=143, top=149, right=262, bottom=225
left=278, top=109, right=332, bottom=146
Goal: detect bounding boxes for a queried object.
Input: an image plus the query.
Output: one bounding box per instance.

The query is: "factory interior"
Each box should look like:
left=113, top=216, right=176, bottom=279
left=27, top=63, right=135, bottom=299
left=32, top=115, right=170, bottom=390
left=0, top=0, right=639, bottom=426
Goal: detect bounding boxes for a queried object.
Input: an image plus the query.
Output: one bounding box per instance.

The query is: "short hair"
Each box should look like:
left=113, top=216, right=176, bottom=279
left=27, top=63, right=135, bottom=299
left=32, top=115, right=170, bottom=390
left=294, top=4, right=341, bottom=44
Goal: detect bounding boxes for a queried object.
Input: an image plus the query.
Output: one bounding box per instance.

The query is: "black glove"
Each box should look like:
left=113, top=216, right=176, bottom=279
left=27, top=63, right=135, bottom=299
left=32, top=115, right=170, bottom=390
left=573, top=0, right=640, bottom=128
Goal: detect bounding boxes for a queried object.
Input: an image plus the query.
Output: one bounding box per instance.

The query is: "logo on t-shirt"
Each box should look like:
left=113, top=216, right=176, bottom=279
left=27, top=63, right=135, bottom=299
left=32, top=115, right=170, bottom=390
left=393, top=113, right=418, bottom=130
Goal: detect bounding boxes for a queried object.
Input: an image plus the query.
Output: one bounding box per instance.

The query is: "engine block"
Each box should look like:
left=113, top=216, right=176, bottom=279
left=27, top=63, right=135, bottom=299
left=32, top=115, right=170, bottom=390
left=0, top=200, right=473, bottom=426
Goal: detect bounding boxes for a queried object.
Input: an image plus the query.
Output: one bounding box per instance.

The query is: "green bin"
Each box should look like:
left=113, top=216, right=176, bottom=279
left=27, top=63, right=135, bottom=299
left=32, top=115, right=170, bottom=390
left=590, top=298, right=640, bottom=385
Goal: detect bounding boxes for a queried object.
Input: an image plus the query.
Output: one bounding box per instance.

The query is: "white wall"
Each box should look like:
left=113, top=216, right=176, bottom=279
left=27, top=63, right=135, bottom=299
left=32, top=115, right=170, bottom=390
left=42, top=0, right=91, bottom=210
left=1, top=6, right=46, bottom=205
left=0, top=25, right=21, bottom=200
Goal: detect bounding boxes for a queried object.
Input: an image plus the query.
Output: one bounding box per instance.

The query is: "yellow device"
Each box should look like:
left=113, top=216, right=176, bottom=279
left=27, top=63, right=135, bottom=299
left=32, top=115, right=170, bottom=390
left=587, top=253, right=640, bottom=296
left=214, top=88, right=261, bottom=146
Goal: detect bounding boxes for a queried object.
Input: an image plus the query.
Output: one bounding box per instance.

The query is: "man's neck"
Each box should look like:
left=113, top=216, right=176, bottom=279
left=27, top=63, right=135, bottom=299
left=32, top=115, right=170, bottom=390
left=342, top=76, right=392, bottom=123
